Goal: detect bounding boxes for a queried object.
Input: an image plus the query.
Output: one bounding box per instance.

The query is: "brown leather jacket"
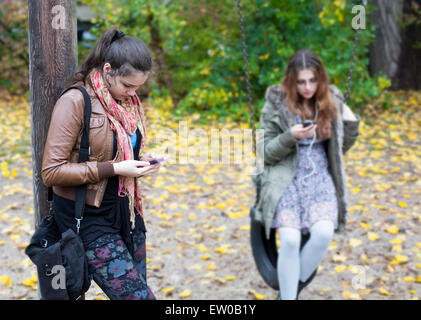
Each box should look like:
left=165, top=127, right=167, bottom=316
left=42, top=81, right=115, bottom=207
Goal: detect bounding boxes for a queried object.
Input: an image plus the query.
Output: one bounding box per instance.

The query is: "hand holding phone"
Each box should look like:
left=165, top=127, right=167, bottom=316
left=302, top=120, right=314, bottom=128
left=148, top=156, right=166, bottom=165
left=291, top=123, right=317, bottom=140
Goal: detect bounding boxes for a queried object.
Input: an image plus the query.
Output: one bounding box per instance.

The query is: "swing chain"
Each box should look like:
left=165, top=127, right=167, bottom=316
left=344, top=26, right=360, bottom=104
left=237, top=0, right=366, bottom=151
left=236, top=0, right=256, bottom=154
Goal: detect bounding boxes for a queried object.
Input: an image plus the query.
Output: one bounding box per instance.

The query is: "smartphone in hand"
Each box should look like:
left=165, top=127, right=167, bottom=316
left=149, top=156, right=165, bottom=165
left=302, top=120, right=314, bottom=128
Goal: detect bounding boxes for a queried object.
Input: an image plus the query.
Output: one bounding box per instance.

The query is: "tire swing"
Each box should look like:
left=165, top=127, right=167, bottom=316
left=236, top=0, right=365, bottom=294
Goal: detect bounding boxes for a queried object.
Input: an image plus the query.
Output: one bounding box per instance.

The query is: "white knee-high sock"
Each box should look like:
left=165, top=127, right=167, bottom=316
left=299, top=220, right=334, bottom=283
left=277, top=228, right=301, bottom=300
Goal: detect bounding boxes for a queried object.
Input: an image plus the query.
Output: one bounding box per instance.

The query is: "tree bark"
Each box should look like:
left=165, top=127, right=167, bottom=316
left=145, top=4, right=175, bottom=104
left=369, top=0, right=403, bottom=89
left=397, top=0, right=421, bottom=90
left=28, top=0, right=77, bottom=227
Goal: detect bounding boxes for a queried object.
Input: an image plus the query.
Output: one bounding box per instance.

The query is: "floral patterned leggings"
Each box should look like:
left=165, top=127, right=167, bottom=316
left=85, top=231, right=156, bottom=300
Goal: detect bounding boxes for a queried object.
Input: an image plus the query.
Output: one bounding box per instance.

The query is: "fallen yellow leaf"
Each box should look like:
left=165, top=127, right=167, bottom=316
left=335, top=265, right=347, bottom=273
left=215, top=203, right=226, bottom=210
left=349, top=238, right=363, bottom=248
left=389, top=235, right=406, bottom=245
left=385, top=225, right=399, bottom=235
left=351, top=187, right=361, bottom=194
left=249, top=289, right=266, bottom=300
left=407, top=132, right=417, bottom=140
left=379, top=288, right=393, bottom=296
left=211, top=225, right=226, bottom=233
left=391, top=245, right=402, bottom=252
left=198, top=244, right=209, bottom=252
left=342, top=290, right=361, bottom=300
left=367, top=232, right=380, bottom=241
left=20, top=258, right=33, bottom=268
left=404, top=276, right=415, bottom=282
left=349, top=265, right=364, bottom=274
left=0, top=275, right=12, bottom=287
left=214, top=244, right=230, bottom=254
left=161, top=287, right=175, bottom=294
left=207, top=264, right=217, bottom=271
left=360, top=222, right=372, bottom=229
left=215, top=277, right=226, bottom=284
left=22, top=274, right=37, bottom=288
left=390, top=254, right=408, bottom=265
left=10, top=234, right=21, bottom=243
left=179, top=289, right=191, bottom=298
left=360, top=254, right=369, bottom=264
left=332, top=253, right=347, bottom=263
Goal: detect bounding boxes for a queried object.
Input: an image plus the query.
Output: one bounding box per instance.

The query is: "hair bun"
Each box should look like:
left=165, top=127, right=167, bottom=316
left=112, top=31, right=126, bottom=42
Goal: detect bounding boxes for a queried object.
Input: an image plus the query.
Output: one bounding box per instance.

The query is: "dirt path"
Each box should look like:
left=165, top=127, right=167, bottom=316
left=0, top=154, right=420, bottom=300
left=0, top=94, right=420, bottom=300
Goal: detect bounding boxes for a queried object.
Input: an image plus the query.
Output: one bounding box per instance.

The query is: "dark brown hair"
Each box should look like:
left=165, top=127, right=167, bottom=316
left=67, top=27, right=152, bottom=87
left=281, top=49, right=338, bottom=140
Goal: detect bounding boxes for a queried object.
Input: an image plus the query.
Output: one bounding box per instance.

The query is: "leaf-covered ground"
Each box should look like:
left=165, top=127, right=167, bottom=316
left=0, top=90, right=420, bottom=300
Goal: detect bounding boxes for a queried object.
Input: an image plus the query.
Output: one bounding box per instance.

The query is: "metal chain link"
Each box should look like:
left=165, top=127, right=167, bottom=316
left=236, top=0, right=256, bottom=154
left=344, top=28, right=360, bottom=104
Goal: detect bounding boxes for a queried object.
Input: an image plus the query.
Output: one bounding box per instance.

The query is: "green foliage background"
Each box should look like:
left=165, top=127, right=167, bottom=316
left=81, top=0, right=389, bottom=122
left=0, top=0, right=28, bottom=94
left=1, top=0, right=392, bottom=121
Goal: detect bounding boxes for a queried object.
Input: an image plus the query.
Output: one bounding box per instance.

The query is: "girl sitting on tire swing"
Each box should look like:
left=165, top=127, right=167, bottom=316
left=256, top=49, right=360, bottom=300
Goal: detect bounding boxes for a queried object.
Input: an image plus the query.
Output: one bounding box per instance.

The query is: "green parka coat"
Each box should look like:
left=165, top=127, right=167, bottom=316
left=253, top=84, right=360, bottom=239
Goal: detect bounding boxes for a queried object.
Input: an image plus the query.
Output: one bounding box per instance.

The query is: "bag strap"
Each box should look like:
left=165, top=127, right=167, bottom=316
left=48, top=85, right=92, bottom=234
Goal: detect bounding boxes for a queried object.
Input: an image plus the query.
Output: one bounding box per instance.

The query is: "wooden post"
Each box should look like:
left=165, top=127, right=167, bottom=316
left=369, top=0, right=403, bottom=88
left=28, top=0, right=77, bottom=227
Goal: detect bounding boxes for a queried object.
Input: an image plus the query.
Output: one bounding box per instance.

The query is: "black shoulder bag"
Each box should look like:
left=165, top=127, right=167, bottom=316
left=25, top=85, right=93, bottom=300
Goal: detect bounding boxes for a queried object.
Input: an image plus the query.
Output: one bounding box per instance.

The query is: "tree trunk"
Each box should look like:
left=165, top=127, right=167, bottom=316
left=145, top=5, right=175, bottom=104
left=28, top=0, right=77, bottom=227
left=397, top=0, right=421, bottom=90
left=369, top=0, right=403, bottom=89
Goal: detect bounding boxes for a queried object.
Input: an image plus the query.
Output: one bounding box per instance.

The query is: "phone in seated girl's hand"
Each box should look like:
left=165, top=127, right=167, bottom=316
left=291, top=124, right=317, bottom=140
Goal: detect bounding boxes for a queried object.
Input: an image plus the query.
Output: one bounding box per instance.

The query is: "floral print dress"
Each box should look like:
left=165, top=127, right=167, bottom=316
left=271, top=115, right=338, bottom=234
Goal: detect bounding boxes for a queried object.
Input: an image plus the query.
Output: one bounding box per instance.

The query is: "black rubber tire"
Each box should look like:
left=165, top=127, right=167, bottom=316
left=250, top=207, right=318, bottom=293
left=250, top=207, right=279, bottom=289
